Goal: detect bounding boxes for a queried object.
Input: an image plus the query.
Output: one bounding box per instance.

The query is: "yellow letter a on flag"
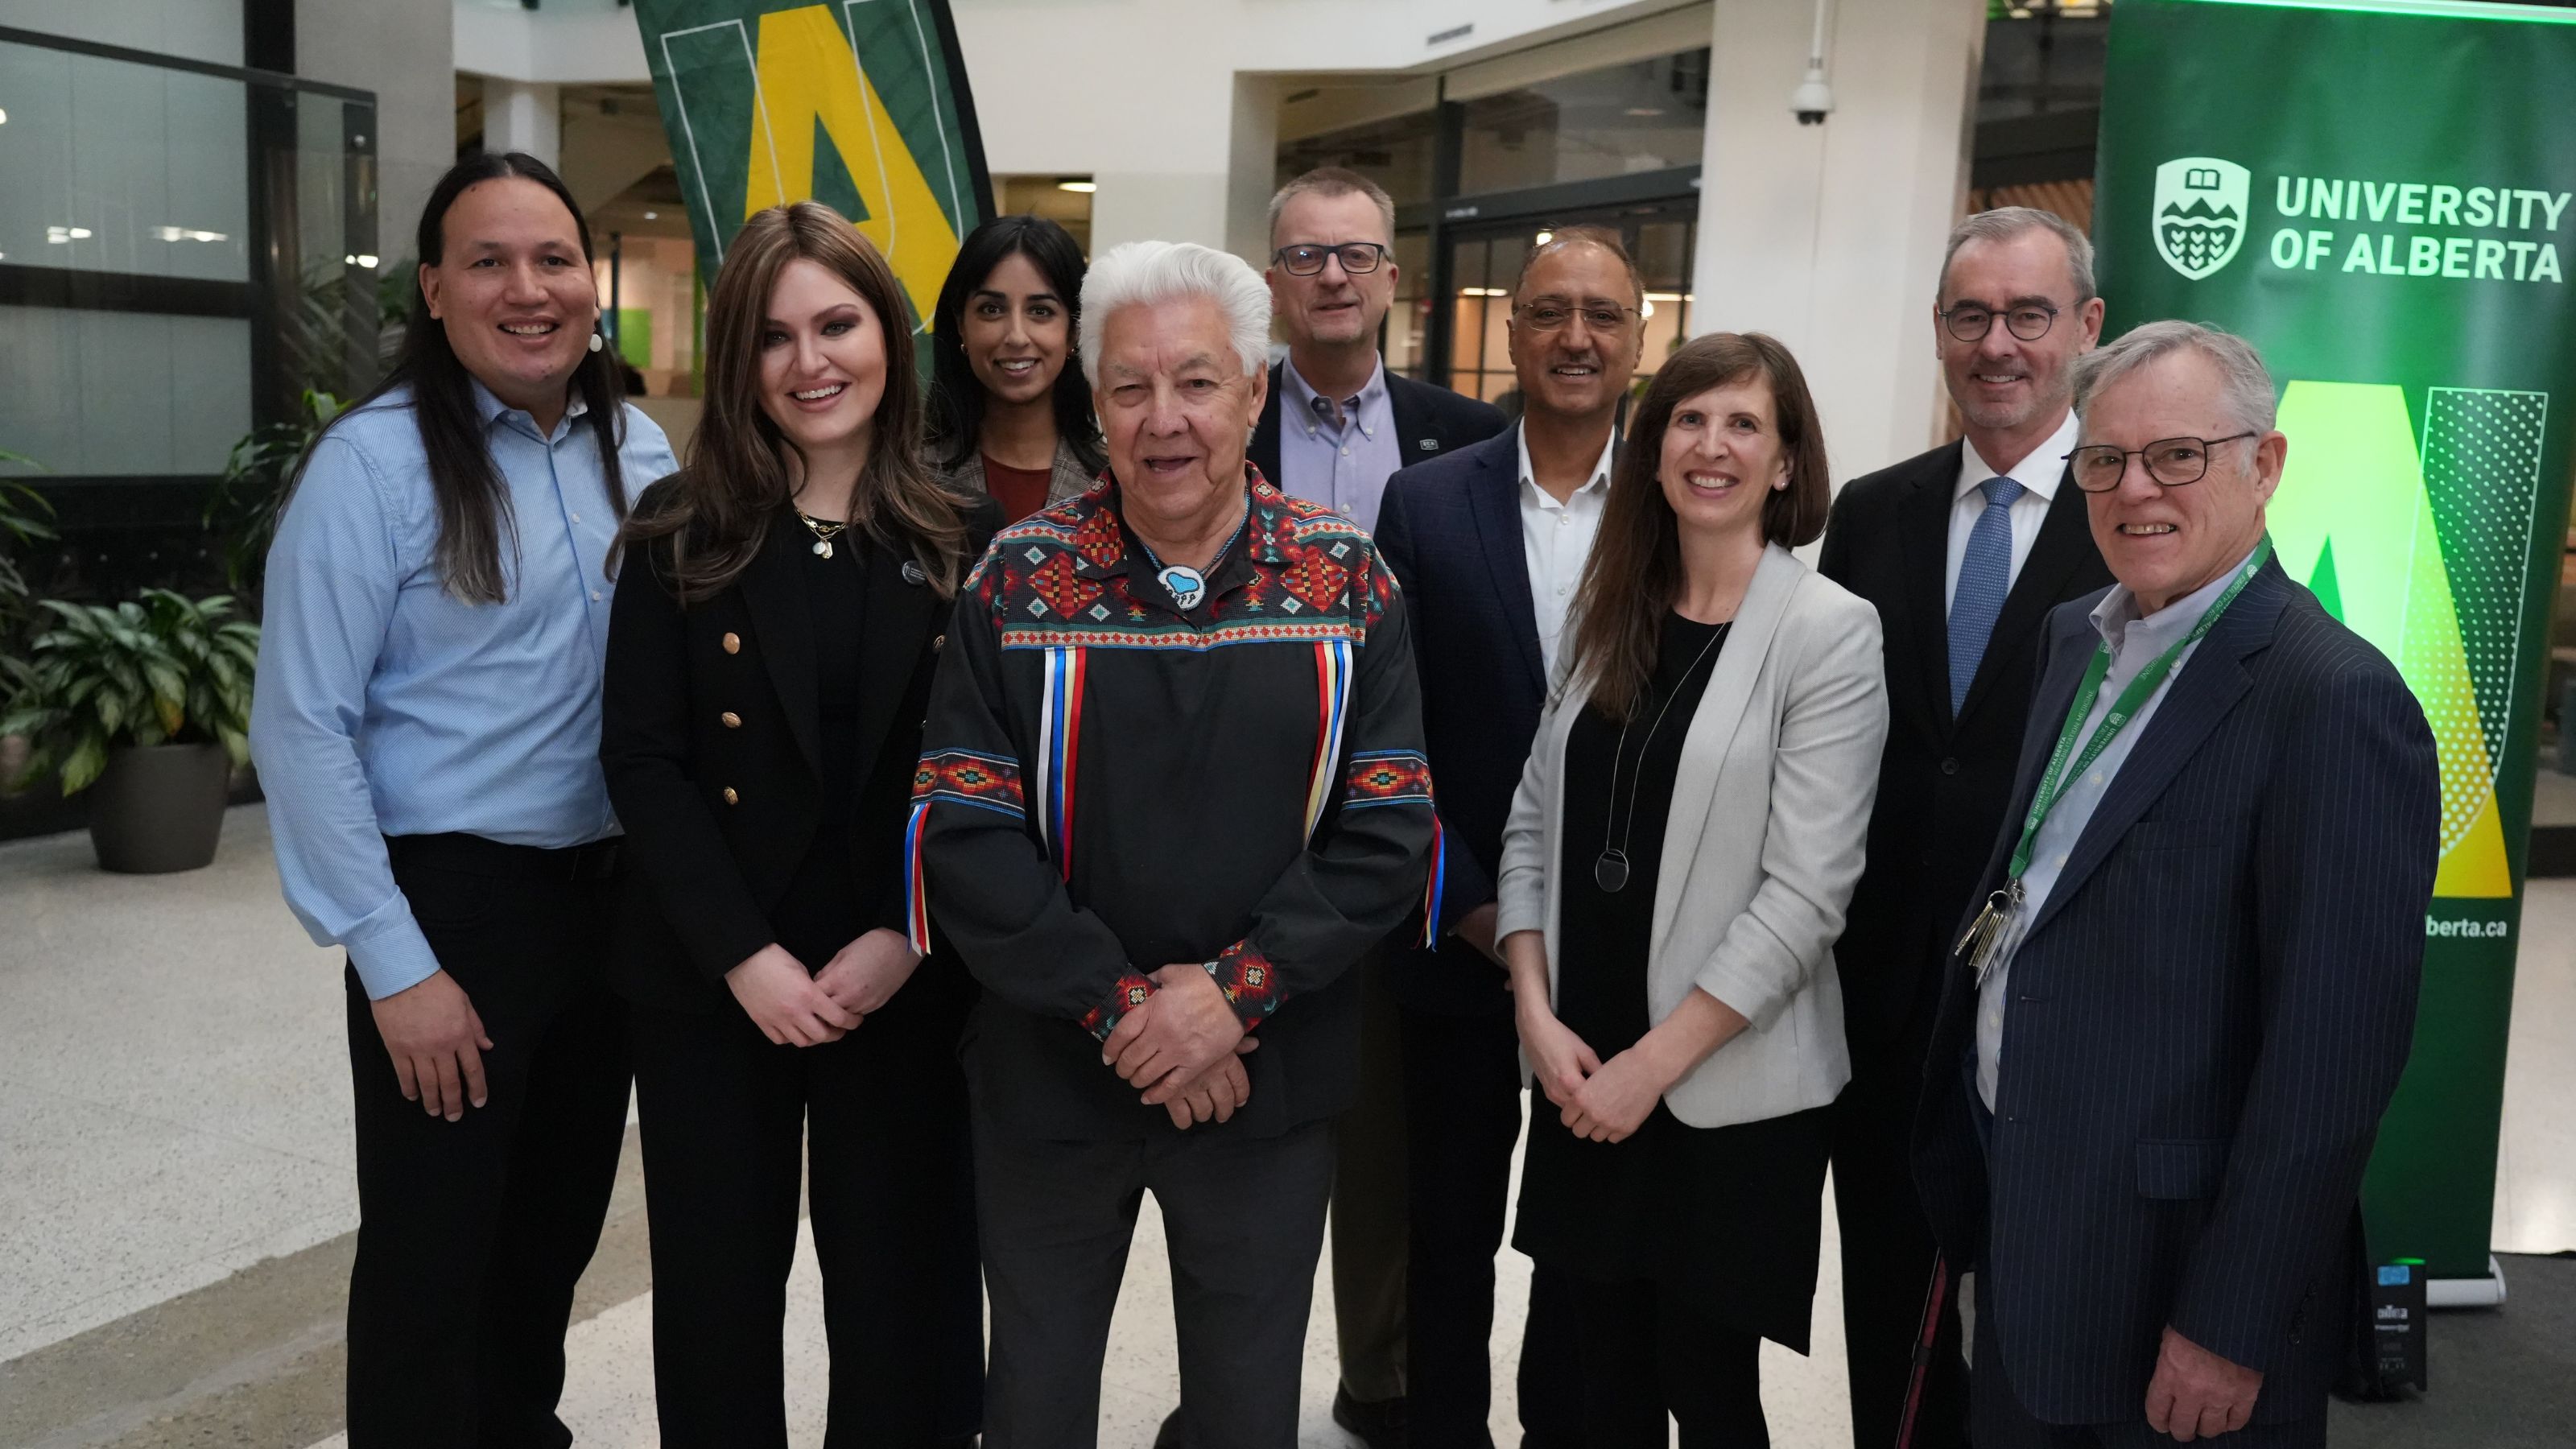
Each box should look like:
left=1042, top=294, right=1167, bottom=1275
left=743, top=4, right=961, bottom=326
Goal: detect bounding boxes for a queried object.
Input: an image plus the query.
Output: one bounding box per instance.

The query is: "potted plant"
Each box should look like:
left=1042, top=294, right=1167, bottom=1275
left=0, top=454, right=58, bottom=797
left=0, top=591, right=259, bottom=873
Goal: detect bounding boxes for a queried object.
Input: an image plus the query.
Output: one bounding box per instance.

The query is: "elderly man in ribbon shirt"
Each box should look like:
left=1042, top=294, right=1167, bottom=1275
left=1912, top=320, right=2438, bottom=1448
left=909, top=238, right=1435, bottom=1449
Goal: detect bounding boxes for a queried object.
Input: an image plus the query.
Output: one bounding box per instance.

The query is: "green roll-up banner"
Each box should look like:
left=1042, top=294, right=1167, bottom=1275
left=2098, top=0, right=2576, bottom=1297
left=630, top=0, right=989, bottom=336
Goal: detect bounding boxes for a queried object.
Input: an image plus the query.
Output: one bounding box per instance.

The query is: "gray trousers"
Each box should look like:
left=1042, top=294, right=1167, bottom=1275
left=973, top=1100, right=1336, bottom=1449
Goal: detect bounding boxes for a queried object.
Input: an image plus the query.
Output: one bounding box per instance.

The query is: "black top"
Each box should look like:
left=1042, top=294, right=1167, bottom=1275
left=914, top=472, right=1436, bottom=1141
left=1513, top=609, right=1831, bottom=1352
left=768, top=528, right=866, bottom=966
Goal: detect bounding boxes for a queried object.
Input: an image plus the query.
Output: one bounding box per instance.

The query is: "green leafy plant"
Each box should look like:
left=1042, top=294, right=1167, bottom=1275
left=0, top=592, right=259, bottom=795
left=205, top=390, right=341, bottom=594
left=1, top=449, right=57, bottom=650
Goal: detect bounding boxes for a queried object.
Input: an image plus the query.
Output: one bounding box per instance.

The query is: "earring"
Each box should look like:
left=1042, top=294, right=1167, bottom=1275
left=588, top=331, right=605, bottom=353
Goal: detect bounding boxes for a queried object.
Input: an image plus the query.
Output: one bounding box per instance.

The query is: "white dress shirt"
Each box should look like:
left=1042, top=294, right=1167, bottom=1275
left=1944, top=411, right=2081, bottom=611
left=1516, top=423, right=1618, bottom=678
left=1973, top=541, right=2261, bottom=1110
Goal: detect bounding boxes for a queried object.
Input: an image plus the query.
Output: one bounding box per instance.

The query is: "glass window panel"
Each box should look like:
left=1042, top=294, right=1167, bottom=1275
left=1274, top=107, right=1438, bottom=213
left=1459, top=48, right=1710, bottom=196
left=0, top=41, right=249, bottom=282
left=0, top=307, right=251, bottom=475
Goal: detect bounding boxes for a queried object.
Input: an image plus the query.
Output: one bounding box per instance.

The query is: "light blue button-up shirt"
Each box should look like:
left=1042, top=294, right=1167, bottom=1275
left=1975, top=540, right=2261, bottom=1109
left=1278, top=357, right=1404, bottom=533
left=250, top=382, right=678, bottom=999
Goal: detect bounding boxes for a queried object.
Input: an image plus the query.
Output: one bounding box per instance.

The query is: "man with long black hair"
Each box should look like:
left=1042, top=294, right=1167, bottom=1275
left=251, top=152, right=676, bottom=1447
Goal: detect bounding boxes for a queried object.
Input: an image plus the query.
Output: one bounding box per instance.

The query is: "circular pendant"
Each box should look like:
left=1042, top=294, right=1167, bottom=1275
left=811, top=539, right=833, bottom=559
left=1159, top=564, right=1206, bottom=610
left=1593, top=849, right=1630, bottom=894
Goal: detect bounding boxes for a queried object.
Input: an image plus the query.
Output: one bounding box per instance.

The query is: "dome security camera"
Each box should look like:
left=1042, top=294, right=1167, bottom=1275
left=1790, top=0, right=1835, bottom=125
left=1790, top=65, right=1835, bottom=126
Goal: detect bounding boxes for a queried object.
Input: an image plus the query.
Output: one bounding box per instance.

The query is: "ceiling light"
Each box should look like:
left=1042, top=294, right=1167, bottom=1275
left=1534, top=230, right=1554, bottom=246
left=0, top=109, right=10, bottom=124
left=1624, top=107, right=1663, bottom=118
left=642, top=209, right=658, bottom=220
left=357, top=253, right=380, bottom=268
left=1459, top=287, right=1508, bottom=297
left=1645, top=292, right=1685, bottom=302
left=1057, top=179, right=1097, bottom=194
left=1641, top=299, right=1656, bottom=317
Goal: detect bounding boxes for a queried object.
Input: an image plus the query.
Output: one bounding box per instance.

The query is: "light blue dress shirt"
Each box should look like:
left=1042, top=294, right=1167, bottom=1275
left=1975, top=540, right=2263, bottom=1109
left=1278, top=357, right=1404, bottom=534
left=250, top=382, right=678, bottom=1000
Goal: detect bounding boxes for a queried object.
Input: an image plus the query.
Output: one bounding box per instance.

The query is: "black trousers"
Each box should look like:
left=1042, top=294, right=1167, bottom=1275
left=1398, top=1004, right=1587, bottom=1449
left=343, top=835, right=632, bottom=1449
left=1566, top=1274, right=1768, bottom=1447
left=630, top=988, right=983, bottom=1447
left=972, top=1101, right=1335, bottom=1449
left=1968, top=1285, right=2323, bottom=1449
left=1829, top=1001, right=1967, bottom=1449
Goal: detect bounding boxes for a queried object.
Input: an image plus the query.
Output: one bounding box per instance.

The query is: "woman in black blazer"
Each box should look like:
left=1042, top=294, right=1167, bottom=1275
left=601, top=202, right=997, bottom=1447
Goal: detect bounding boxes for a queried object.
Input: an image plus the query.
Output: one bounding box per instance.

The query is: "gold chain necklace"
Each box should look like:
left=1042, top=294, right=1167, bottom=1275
left=796, top=510, right=849, bottom=559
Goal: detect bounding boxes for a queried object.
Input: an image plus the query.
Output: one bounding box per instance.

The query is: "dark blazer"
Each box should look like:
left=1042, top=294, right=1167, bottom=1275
left=1911, top=560, right=2439, bottom=1426
left=1249, top=361, right=1506, bottom=501
left=1372, top=427, right=1543, bottom=1015
left=1816, top=442, right=2113, bottom=1049
left=600, top=484, right=1001, bottom=1010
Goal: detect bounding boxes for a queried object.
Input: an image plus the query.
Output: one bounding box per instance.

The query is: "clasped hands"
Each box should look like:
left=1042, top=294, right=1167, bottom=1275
left=1101, top=964, right=1257, bottom=1130
left=726, top=929, right=922, bottom=1047
left=1517, top=998, right=1678, bottom=1144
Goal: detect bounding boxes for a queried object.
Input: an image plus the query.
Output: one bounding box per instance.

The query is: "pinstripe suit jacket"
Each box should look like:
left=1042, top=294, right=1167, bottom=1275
left=1911, top=558, right=2439, bottom=1426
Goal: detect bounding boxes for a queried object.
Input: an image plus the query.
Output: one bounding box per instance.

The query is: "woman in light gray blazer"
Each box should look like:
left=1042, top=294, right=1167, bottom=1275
left=1497, top=332, right=1888, bottom=1445
left=923, top=214, right=1105, bottom=520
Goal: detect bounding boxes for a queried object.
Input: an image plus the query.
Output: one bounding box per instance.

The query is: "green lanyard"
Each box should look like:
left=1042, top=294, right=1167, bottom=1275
left=2004, top=537, right=2273, bottom=881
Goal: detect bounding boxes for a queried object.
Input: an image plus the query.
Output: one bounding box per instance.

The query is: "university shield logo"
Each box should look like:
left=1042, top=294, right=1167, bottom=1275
left=2151, top=157, right=2251, bottom=279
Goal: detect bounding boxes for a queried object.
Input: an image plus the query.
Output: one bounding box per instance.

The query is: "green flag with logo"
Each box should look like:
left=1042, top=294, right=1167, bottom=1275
left=630, top=0, right=989, bottom=334
left=2098, top=0, right=2576, bottom=1294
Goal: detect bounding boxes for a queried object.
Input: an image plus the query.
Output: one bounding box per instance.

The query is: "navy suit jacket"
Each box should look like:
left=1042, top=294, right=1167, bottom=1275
left=1911, top=559, right=2439, bottom=1426
left=1373, top=427, right=1546, bottom=1014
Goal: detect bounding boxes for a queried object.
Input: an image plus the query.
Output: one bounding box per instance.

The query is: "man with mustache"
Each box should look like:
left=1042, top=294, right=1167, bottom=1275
left=1817, top=206, right=2113, bottom=1449
left=1247, top=165, right=1504, bottom=1449
left=1367, top=225, right=1645, bottom=1449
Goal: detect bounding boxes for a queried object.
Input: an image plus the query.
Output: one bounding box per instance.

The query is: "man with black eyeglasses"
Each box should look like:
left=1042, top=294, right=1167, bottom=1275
left=1816, top=206, right=2115, bottom=1449
left=1251, top=167, right=1504, bottom=535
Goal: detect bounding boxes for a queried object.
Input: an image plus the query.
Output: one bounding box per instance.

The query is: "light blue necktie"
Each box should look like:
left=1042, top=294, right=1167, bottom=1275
left=1948, top=476, right=2025, bottom=716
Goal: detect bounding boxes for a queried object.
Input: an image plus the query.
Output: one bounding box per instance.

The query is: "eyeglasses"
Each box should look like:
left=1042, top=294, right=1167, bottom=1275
left=1513, top=301, right=1640, bottom=334
left=2066, top=432, right=2259, bottom=492
left=1938, top=301, right=2061, bottom=343
left=1274, top=242, right=1390, bottom=276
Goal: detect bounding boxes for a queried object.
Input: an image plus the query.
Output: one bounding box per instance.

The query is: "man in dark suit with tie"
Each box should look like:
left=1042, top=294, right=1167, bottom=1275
left=1371, top=226, right=1643, bottom=1449
left=1241, top=165, right=1505, bottom=1447
left=1914, top=320, right=2439, bottom=1446
left=1817, top=206, right=2113, bottom=1449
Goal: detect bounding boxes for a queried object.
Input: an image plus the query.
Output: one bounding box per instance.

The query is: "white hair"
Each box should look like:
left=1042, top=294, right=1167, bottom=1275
left=2072, top=319, right=2277, bottom=434
left=1078, top=241, right=1272, bottom=388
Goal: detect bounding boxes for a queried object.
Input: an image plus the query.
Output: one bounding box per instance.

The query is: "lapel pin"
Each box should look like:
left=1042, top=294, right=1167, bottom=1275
left=902, top=559, right=928, bottom=586
left=1418, top=439, right=1439, bottom=451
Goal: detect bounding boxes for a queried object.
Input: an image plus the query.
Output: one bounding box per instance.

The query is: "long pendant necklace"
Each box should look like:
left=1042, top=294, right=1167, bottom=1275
left=797, top=510, right=850, bottom=559
left=1594, top=622, right=1728, bottom=893
left=1135, top=510, right=1249, bottom=612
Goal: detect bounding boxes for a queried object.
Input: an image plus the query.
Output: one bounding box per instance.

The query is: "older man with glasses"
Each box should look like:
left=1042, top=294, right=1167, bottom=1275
left=1913, top=320, right=2438, bottom=1448
left=1816, top=206, right=2117, bottom=1449
left=1241, top=165, right=1505, bottom=1449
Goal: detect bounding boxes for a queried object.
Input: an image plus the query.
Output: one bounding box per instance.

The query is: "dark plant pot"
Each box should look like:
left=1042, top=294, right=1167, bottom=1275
left=88, top=742, right=229, bottom=873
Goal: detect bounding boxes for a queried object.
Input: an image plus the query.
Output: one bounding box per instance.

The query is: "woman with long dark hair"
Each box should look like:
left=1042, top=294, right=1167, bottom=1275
left=923, top=213, right=1104, bottom=520
left=600, top=200, right=995, bottom=1446
left=250, top=151, right=678, bottom=1447
left=1494, top=332, right=1889, bottom=1443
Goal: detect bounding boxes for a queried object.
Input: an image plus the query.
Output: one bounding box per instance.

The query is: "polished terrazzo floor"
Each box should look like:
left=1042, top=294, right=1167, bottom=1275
left=2, top=806, right=2569, bottom=1447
